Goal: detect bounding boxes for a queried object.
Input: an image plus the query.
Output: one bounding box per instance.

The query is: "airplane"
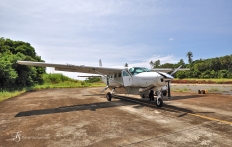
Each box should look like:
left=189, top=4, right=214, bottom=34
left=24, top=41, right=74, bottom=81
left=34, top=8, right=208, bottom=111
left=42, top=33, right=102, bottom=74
left=17, top=60, right=189, bottom=107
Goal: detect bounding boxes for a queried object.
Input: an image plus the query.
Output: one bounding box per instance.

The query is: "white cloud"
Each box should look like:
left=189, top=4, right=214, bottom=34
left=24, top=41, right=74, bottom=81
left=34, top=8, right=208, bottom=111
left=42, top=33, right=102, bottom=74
left=128, top=55, right=179, bottom=68
left=169, top=38, right=174, bottom=41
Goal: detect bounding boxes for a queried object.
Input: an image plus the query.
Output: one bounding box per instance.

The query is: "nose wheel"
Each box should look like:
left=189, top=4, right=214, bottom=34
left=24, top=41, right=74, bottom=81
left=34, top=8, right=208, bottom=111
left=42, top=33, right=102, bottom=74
left=155, top=98, right=163, bottom=107
left=149, top=90, right=163, bottom=107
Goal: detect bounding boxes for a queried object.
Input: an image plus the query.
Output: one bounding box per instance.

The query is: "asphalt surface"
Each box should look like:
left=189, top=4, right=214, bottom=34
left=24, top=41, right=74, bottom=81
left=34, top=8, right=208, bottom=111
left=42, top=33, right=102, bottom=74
left=0, top=86, right=232, bottom=147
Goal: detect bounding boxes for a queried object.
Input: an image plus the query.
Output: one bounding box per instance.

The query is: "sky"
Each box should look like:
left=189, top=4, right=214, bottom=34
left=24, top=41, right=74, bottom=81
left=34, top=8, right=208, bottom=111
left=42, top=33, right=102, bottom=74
left=1, top=0, right=232, bottom=79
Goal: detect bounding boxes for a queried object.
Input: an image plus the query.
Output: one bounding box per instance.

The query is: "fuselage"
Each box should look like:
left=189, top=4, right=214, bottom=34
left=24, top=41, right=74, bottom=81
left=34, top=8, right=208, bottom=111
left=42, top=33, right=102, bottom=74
left=101, top=67, right=173, bottom=95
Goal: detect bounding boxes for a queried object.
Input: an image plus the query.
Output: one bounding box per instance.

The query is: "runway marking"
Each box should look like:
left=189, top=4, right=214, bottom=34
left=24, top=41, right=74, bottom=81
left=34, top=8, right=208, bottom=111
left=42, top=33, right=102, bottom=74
left=111, top=95, right=232, bottom=125
left=189, top=113, right=232, bottom=125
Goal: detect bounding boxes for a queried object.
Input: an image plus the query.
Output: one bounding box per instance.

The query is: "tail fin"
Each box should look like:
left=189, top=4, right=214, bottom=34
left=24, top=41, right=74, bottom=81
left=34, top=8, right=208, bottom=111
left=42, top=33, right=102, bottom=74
left=99, top=59, right=102, bottom=67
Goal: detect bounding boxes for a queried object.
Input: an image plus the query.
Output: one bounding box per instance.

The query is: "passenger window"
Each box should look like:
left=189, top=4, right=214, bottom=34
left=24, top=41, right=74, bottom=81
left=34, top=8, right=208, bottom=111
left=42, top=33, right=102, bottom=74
left=123, top=71, right=129, bottom=76
left=118, top=73, right=121, bottom=77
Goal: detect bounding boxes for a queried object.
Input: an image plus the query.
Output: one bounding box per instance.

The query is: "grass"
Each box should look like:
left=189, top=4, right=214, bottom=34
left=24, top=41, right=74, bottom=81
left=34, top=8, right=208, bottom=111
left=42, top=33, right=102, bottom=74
left=172, top=87, right=190, bottom=92
left=0, top=74, right=105, bottom=102
left=176, top=78, right=232, bottom=82
left=0, top=90, right=26, bottom=102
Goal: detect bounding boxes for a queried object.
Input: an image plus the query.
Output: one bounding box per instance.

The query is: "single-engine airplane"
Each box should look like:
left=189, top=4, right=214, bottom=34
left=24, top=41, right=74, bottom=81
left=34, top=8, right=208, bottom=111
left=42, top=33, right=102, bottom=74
left=17, top=60, right=189, bottom=107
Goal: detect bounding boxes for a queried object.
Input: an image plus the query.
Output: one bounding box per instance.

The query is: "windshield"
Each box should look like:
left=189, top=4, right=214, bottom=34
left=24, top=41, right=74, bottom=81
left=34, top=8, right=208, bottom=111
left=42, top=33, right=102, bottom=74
left=129, top=67, right=150, bottom=75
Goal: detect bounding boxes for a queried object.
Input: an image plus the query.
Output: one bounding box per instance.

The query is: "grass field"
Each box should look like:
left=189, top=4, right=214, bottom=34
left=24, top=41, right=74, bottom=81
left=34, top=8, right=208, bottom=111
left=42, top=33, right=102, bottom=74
left=177, top=78, right=232, bottom=82
left=173, top=78, right=232, bottom=84
left=0, top=74, right=105, bottom=102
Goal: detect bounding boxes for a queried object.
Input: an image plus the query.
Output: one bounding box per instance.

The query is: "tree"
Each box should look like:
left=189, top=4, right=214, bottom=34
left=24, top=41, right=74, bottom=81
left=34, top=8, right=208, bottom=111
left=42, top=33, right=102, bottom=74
left=155, top=60, right=160, bottom=68
left=186, top=51, right=193, bottom=64
left=124, top=63, right=128, bottom=67
left=0, top=38, right=45, bottom=91
left=176, top=59, right=185, bottom=68
left=149, top=61, right=154, bottom=69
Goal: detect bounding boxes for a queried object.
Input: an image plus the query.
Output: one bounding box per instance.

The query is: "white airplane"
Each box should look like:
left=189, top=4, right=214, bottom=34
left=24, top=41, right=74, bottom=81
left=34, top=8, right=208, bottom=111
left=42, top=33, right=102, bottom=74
left=17, top=60, right=189, bottom=107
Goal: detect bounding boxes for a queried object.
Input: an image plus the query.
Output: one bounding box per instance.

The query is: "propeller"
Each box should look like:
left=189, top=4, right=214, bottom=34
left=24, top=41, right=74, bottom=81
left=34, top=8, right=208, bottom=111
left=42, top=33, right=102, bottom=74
left=167, top=65, right=183, bottom=98
left=157, top=72, right=174, bottom=82
left=158, top=65, right=183, bottom=98
left=156, top=72, right=173, bottom=98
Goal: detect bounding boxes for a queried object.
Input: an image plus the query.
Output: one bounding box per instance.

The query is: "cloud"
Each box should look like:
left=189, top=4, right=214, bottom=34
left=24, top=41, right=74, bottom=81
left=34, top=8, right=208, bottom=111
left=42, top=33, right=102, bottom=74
left=113, top=54, right=179, bottom=69
left=169, top=38, right=174, bottom=41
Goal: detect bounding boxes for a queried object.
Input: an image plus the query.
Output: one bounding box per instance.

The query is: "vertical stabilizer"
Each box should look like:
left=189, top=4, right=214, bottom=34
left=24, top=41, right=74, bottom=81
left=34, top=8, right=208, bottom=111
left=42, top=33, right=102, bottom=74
left=99, top=59, right=102, bottom=67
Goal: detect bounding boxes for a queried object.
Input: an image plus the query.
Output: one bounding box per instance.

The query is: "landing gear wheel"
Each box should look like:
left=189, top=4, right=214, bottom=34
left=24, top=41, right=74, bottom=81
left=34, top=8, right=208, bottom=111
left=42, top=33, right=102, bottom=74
left=106, top=92, right=112, bottom=101
left=162, top=91, right=167, bottom=96
left=156, top=98, right=163, bottom=107
left=140, top=94, right=145, bottom=98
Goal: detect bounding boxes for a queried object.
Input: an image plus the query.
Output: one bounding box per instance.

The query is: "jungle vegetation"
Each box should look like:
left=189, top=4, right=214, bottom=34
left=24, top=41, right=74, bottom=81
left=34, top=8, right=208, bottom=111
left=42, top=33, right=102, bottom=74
left=151, top=52, right=232, bottom=79
left=0, top=37, right=46, bottom=91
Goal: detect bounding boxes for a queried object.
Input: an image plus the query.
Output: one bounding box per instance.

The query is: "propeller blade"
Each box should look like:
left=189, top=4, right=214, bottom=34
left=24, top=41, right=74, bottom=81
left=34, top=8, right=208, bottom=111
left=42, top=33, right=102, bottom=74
left=170, top=65, right=182, bottom=76
left=158, top=72, right=174, bottom=81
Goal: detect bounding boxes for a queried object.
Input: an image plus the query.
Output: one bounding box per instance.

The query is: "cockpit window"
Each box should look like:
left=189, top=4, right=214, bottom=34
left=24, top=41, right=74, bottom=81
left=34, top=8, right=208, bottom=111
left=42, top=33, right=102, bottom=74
left=129, top=67, right=150, bottom=75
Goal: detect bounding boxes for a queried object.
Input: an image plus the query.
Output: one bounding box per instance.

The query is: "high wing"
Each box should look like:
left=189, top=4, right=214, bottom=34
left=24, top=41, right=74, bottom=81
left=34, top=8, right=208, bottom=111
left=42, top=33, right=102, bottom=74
left=17, top=61, right=124, bottom=75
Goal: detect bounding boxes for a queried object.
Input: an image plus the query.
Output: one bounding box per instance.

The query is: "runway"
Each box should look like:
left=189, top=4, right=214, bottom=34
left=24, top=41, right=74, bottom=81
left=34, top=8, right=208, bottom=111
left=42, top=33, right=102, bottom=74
left=0, top=87, right=231, bottom=146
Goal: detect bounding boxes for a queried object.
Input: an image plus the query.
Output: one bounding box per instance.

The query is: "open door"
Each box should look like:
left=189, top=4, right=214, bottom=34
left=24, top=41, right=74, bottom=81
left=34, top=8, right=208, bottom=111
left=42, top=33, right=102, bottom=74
left=122, top=70, right=132, bottom=86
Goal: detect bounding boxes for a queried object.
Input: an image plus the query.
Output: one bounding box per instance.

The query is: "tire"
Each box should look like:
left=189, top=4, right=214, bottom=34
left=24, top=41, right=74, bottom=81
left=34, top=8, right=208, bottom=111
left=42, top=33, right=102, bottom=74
left=162, top=91, right=167, bottom=96
left=106, top=92, right=112, bottom=101
left=156, top=98, right=163, bottom=107
left=140, top=94, right=145, bottom=98
left=149, top=90, right=154, bottom=101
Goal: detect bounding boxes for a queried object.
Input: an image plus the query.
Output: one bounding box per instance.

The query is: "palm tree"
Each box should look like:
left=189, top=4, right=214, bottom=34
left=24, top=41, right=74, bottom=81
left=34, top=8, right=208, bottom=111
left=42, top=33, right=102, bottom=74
left=124, top=63, right=128, bottom=67
left=186, top=51, right=193, bottom=64
left=155, top=60, right=160, bottom=68
left=149, top=61, right=154, bottom=69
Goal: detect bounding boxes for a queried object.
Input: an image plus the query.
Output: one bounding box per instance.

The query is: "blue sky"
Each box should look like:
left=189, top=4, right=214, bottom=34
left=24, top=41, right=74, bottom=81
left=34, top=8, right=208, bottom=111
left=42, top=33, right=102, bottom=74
left=1, top=0, right=232, bottom=78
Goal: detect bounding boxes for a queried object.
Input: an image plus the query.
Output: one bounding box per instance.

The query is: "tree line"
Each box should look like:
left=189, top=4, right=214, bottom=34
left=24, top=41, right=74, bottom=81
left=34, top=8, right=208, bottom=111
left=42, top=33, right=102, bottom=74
left=150, top=52, right=232, bottom=79
left=0, top=38, right=46, bottom=91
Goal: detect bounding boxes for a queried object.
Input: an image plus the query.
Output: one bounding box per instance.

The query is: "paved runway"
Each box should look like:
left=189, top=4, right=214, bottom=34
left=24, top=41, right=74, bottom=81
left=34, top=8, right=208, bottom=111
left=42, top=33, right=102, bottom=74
left=0, top=87, right=231, bottom=147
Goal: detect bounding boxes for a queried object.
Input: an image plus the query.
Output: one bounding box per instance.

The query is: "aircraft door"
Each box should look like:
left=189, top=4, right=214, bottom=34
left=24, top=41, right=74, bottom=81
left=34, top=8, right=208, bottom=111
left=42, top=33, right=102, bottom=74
left=122, top=70, right=132, bottom=86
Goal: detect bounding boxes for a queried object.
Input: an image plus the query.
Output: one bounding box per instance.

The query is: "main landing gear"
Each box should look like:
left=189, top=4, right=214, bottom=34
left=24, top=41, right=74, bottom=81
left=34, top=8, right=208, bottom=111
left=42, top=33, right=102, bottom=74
left=106, top=88, right=115, bottom=101
left=149, top=90, right=163, bottom=107
left=106, top=92, right=112, bottom=101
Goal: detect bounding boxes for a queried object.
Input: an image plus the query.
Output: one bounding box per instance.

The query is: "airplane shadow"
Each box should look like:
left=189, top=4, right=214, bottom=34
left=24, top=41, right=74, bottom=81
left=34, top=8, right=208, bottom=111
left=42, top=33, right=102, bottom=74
left=164, top=94, right=205, bottom=101
left=82, top=94, right=106, bottom=96
left=15, top=95, right=214, bottom=118
left=15, top=100, right=133, bottom=117
left=112, top=95, right=215, bottom=116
